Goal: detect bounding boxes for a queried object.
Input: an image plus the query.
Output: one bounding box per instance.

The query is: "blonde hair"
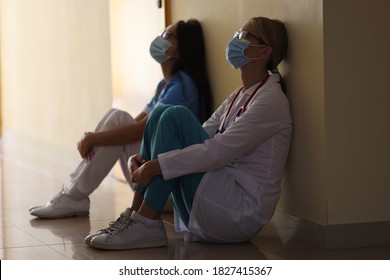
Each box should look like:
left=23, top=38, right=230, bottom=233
left=251, top=17, right=288, bottom=92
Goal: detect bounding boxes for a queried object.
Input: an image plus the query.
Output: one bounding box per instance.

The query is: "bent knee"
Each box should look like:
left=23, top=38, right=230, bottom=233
left=104, top=109, right=134, bottom=127
left=162, top=105, right=193, bottom=120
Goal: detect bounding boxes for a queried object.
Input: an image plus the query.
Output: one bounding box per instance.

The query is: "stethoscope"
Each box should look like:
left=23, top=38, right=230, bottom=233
left=216, top=75, right=270, bottom=134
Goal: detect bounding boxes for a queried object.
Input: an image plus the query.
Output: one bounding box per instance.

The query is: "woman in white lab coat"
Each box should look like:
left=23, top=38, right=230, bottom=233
left=89, top=16, right=292, bottom=250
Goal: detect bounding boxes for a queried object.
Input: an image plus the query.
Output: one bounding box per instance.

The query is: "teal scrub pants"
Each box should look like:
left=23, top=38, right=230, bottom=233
left=137, top=105, right=209, bottom=226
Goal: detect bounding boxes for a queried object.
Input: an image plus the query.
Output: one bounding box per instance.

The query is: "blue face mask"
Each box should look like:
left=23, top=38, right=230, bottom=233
left=149, top=36, right=176, bottom=63
left=226, top=37, right=251, bottom=69
left=226, top=37, right=262, bottom=69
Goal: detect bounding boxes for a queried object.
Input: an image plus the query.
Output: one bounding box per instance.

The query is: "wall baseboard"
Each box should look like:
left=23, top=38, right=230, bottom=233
left=273, top=211, right=390, bottom=250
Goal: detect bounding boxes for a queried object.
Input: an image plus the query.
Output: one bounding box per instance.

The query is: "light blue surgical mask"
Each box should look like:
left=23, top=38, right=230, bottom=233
left=149, top=36, right=176, bottom=64
left=226, top=37, right=263, bottom=69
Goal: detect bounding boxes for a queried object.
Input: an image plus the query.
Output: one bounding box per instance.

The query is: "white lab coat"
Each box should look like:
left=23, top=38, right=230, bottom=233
left=158, top=73, right=292, bottom=243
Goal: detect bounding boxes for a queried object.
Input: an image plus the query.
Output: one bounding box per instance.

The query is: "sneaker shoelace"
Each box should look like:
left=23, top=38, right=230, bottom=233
left=98, top=211, right=129, bottom=233
left=109, top=215, right=135, bottom=235
left=49, top=186, right=68, bottom=204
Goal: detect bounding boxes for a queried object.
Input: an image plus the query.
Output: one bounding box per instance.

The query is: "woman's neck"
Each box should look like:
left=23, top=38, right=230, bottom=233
left=241, top=67, right=269, bottom=92
left=161, top=59, right=177, bottom=83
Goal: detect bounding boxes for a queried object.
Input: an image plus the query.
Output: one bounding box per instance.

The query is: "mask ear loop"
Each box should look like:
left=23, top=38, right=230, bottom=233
left=165, top=45, right=180, bottom=60
left=246, top=44, right=268, bottom=60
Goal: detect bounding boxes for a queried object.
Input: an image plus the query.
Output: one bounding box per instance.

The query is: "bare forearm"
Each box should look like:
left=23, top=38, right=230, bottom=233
left=88, top=117, right=148, bottom=146
left=148, top=159, right=162, bottom=177
left=131, top=159, right=162, bottom=187
left=135, top=112, right=147, bottom=122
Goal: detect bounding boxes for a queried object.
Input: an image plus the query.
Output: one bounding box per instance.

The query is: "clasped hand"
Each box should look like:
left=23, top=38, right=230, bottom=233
left=129, top=154, right=162, bottom=188
left=77, top=132, right=94, bottom=161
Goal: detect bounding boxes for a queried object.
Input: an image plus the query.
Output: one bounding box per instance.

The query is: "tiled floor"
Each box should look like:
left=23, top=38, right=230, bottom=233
left=1, top=136, right=390, bottom=260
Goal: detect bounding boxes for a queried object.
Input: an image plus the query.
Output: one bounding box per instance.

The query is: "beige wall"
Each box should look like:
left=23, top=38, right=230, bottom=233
left=324, top=0, right=390, bottom=224
left=0, top=0, right=112, bottom=153
left=170, top=0, right=390, bottom=226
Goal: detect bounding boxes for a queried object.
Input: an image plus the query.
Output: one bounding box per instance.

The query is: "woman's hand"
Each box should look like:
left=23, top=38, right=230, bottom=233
left=131, top=158, right=162, bottom=188
left=129, top=154, right=146, bottom=174
left=77, top=132, right=94, bottom=160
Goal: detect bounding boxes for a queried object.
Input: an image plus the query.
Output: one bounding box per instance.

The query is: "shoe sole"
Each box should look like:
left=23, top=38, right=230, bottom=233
left=85, top=232, right=107, bottom=246
left=84, top=237, right=93, bottom=246
left=29, top=205, right=44, bottom=212
left=85, top=238, right=94, bottom=246
left=29, top=211, right=89, bottom=219
left=90, top=239, right=168, bottom=250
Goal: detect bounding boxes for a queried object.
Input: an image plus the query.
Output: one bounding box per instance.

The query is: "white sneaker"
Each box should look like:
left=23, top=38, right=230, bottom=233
left=29, top=188, right=90, bottom=218
left=90, top=212, right=167, bottom=250
left=84, top=208, right=133, bottom=245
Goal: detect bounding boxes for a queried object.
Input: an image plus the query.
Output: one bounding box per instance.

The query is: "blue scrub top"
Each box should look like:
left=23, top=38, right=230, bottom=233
left=144, top=71, right=200, bottom=120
